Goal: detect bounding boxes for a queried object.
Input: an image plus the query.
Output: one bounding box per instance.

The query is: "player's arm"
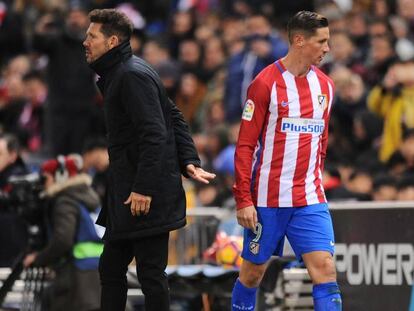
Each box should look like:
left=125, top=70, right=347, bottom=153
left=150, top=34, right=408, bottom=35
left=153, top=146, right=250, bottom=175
left=367, top=85, right=391, bottom=117
left=320, top=82, right=335, bottom=172
left=233, top=77, right=270, bottom=211
left=320, top=120, right=329, bottom=173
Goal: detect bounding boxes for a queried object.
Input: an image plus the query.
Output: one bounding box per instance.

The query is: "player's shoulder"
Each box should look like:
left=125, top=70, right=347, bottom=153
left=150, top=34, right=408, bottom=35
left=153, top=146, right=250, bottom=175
left=313, top=66, right=335, bottom=88
left=257, top=62, right=279, bottom=79
left=253, top=62, right=279, bottom=87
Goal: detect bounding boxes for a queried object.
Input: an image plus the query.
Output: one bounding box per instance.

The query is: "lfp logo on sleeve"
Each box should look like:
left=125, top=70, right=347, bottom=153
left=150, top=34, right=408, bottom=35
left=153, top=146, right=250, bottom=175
left=281, top=118, right=325, bottom=135
left=242, top=99, right=255, bottom=121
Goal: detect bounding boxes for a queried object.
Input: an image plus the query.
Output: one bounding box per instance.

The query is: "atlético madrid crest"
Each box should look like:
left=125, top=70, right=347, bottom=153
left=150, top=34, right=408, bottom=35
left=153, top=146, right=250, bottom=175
left=249, top=242, right=260, bottom=255
left=318, top=94, right=328, bottom=110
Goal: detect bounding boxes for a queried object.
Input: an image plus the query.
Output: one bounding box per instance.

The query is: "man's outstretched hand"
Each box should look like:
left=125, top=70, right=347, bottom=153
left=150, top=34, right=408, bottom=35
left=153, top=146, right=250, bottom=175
left=186, top=164, right=216, bottom=184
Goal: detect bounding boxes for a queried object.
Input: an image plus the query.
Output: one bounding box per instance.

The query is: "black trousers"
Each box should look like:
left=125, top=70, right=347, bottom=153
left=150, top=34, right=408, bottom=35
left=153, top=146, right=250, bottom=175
left=99, top=232, right=170, bottom=311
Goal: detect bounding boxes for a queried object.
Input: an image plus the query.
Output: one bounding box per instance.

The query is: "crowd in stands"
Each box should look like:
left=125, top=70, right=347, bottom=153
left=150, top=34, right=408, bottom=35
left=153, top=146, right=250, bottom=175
left=1, top=0, right=414, bottom=212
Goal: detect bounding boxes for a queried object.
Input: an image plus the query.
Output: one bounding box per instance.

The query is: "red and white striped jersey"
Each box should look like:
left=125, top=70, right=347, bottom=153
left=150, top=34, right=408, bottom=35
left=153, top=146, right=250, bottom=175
left=233, top=60, right=335, bottom=209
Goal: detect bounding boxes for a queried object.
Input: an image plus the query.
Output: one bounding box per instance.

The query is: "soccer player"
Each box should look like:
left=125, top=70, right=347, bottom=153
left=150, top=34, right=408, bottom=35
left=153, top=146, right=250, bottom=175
left=231, top=11, right=342, bottom=311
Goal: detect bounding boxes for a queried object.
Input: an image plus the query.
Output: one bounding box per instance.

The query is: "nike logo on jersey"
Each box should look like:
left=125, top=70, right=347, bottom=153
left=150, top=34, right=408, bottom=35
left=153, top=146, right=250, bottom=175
left=281, top=100, right=290, bottom=107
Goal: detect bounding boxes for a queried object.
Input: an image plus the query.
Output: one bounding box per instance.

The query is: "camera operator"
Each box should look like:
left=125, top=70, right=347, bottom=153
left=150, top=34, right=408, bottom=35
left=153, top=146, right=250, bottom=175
left=368, top=60, right=414, bottom=162
left=0, top=133, right=29, bottom=267
left=0, top=133, right=28, bottom=190
left=23, top=154, right=101, bottom=311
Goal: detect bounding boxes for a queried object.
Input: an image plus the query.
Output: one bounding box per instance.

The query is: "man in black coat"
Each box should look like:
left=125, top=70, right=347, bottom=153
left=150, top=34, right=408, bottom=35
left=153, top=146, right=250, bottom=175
left=83, top=9, right=215, bottom=311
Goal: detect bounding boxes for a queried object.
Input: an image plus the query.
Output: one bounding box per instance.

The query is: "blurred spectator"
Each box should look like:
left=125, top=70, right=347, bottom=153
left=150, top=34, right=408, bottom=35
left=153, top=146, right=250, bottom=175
left=368, top=60, right=414, bottom=162
left=352, top=111, right=383, bottom=163
left=0, top=133, right=28, bottom=190
left=130, top=28, right=146, bottom=56
left=397, top=0, right=414, bottom=33
left=213, top=143, right=236, bottom=208
left=142, top=38, right=171, bottom=67
left=330, top=67, right=371, bottom=154
left=156, top=60, right=181, bottom=99
left=175, top=72, right=207, bottom=129
left=17, top=70, right=46, bottom=153
left=0, top=55, right=29, bottom=138
left=386, top=151, right=407, bottom=178
left=398, top=129, right=414, bottom=172
left=201, top=36, right=227, bottom=83
left=390, top=16, right=414, bottom=61
left=32, top=5, right=102, bottom=156
left=0, top=0, right=26, bottom=64
left=224, top=14, right=288, bottom=122
left=194, top=13, right=219, bottom=44
left=204, top=124, right=230, bottom=165
left=347, top=13, right=370, bottom=60
left=168, top=10, right=197, bottom=59
left=82, top=137, right=108, bottom=209
left=371, top=0, right=392, bottom=19
left=192, top=96, right=226, bottom=134
left=195, top=178, right=222, bottom=207
left=323, top=165, right=355, bottom=201
left=178, top=39, right=203, bottom=76
left=221, top=17, right=245, bottom=56
left=321, top=32, right=364, bottom=75
left=396, top=174, right=414, bottom=200
left=368, top=17, right=392, bottom=38
left=344, top=169, right=373, bottom=201
left=364, top=34, right=397, bottom=87
left=190, top=36, right=227, bottom=132
left=371, top=174, right=398, bottom=201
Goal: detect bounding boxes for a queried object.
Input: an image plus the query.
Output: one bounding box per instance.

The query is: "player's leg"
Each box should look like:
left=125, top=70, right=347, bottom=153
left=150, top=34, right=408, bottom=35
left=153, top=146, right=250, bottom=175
left=232, top=207, right=292, bottom=311
left=302, top=251, right=342, bottom=310
left=287, top=203, right=342, bottom=311
left=232, top=260, right=268, bottom=310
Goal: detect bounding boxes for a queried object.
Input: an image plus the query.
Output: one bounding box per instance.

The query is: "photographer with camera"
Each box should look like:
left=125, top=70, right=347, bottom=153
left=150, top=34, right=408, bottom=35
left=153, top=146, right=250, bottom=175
left=368, top=59, right=414, bottom=162
left=0, top=134, right=28, bottom=191
left=0, top=133, right=29, bottom=267
left=23, top=154, right=102, bottom=311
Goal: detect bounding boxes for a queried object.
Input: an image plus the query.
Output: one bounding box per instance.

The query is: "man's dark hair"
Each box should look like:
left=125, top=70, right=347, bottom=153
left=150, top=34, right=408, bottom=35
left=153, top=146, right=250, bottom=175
left=22, top=70, right=46, bottom=83
left=372, top=174, right=396, bottom=191
left=402, top=128, right=414, bottom=141
left=287, top=11, right=329, bottom=43
left=0, top=134, right=21, bottom=154
left=88, top=9, right=133, bottom=43
left=82, top=137, right=107, bottom=154
left=397, top=174, right=414, bottom=191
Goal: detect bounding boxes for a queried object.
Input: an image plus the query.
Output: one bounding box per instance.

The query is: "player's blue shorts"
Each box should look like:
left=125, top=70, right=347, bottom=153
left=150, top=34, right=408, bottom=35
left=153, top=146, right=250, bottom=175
left=241, top=203, right=335, bottom=264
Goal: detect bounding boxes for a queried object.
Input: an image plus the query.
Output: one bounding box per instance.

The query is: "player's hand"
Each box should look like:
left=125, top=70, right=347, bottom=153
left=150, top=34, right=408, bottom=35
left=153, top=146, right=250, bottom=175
left=124, top=192, right=152, bottom=216
left=23, top=253, right=37, bottom=268
left=236, top=205, right=258, bottom=231
left=186, top=164, right=216, bottom=184
left=383, top=66, right=398, bottom=90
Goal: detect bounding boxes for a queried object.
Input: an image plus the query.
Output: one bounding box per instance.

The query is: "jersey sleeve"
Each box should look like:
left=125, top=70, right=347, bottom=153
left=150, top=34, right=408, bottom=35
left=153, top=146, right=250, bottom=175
left=320, top=80, right=335, bottom=172
left=233, top=77, right=270, bottom=209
